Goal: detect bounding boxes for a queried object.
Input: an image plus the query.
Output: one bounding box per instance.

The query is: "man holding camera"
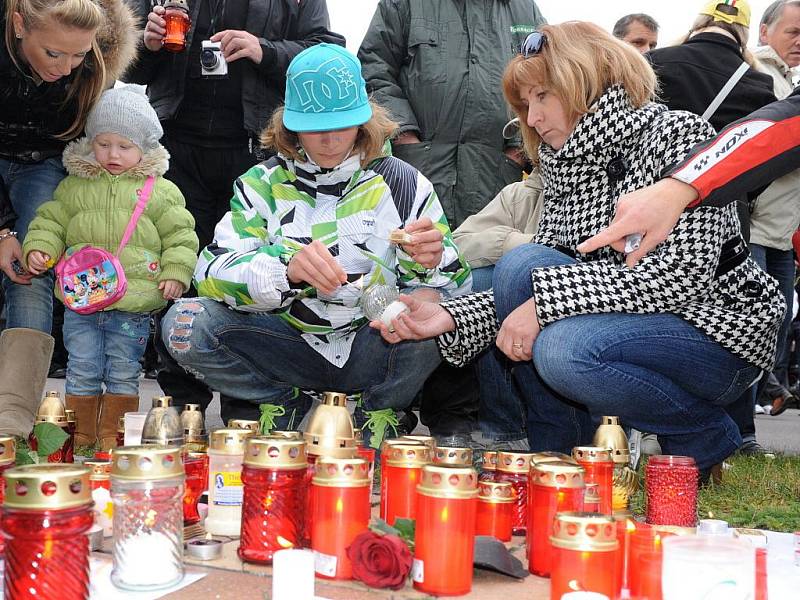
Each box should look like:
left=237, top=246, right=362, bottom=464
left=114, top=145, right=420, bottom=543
left=126, top=0, right=345, bottom=410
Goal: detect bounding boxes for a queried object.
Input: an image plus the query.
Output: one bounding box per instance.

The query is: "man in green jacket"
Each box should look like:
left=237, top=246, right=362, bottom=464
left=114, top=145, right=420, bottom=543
left=358, top=0, right=545, bottom=446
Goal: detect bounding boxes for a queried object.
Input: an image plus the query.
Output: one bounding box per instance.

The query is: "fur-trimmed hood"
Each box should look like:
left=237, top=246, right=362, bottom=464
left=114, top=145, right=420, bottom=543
left=96, top=0, right=140, bottom=85
left=62, top=137, right=170, bottom=179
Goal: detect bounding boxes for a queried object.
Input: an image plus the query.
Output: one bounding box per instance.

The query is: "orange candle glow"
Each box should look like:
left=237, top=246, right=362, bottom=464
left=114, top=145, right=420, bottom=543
left=572, top=447, right=614, bottom=515
left=475, top=481, right=515, bottom=542
left=413, top=465, right=478, bottom=596
left=310, top=457, right=371, bottom=580
left=495, top=451, right=535, bottom=535
left=380, top=443, right=432, bottom=525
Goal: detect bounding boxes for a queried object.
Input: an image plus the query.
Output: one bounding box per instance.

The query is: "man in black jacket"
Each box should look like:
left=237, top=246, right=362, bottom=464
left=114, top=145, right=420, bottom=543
left=126, top=0, right=345, bottom=411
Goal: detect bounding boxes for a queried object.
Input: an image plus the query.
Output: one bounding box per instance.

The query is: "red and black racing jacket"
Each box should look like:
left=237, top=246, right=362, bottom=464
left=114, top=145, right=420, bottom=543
left=669, top=87, right=800, bottom=208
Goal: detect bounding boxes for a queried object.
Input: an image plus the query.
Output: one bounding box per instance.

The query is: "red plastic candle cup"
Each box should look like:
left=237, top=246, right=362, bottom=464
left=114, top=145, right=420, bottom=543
left=475, top=481, right=515, bottom=542
left=239, top=437, right=307, bottom=564
left=162, top=0, right=191, bottom=53
left=86, top=460, right=112, bottom=492
left=0, top=436, right=16, bottom=557
left=304, top=441, right=356, bottom=548
left=527, top=461, right=585, bottom=577
left=310, top=457, right=371, bottom=580
left=495, top=451, right=535, bottom=535
left=182, top=452, right=208, bottom=525
left=645, top=455, right=699, bottom=527
left=355, top=446, right=376, bottom=483
left=2, top=464, right=94, bottom=600
left=413, top=464, right=478, bottom=596
left=479, top=450, right=498, bottom=482
left=573, top=447, right=614, bottom=515
left=636, top=551, right=664, bottom=600
left=380, top=443, right=432, bottom=526
left=550, top=512, right=619, bottom=600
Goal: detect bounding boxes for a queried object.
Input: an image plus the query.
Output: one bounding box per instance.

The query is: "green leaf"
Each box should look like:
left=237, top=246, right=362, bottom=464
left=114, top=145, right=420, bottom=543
left=392, top=517, right=416, bottom=544
left=16, top=449, right=39, bottom=466
left=369, top=517, right=401, bottom=537
left=32, top=422, right=68, bottom=456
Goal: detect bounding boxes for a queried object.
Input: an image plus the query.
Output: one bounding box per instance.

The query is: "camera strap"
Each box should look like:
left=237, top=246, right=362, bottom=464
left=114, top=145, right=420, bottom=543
left=206, top=0, right=226, bottom=36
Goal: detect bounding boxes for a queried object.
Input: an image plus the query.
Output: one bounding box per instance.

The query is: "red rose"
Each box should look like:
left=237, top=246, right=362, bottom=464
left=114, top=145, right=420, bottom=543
left=346, top=531, right=412, bottom=590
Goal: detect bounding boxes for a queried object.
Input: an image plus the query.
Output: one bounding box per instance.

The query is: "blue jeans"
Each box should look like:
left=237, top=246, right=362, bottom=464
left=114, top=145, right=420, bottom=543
left=0, top=157, right=66, bottom=333
left=161, top=298, right=442, bottom=426
left=472, top=265, right=527, bottom=442
left=63, top=309, right=150, bottom=396
left=493, top=244, right=759, bottom=469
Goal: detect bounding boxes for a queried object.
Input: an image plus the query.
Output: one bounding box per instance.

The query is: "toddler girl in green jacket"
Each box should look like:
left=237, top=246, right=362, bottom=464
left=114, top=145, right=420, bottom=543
left=22, top=85, right=198, bottom=450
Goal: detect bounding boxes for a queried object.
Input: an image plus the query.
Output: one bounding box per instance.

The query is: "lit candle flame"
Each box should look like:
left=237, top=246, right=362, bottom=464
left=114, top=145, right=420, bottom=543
left=568, top=579, right=584, bottom=591
left=626, top=519, right=636, bottom=533
left=440, top=506, right=448, bottom=523
left=336, top=497, right=344, bottom=513
left=655, top=534, right=662, bottom=549
left=144, top=509, right=157, bottom=528
left=205, top=532, right=213, bottom=541
left=277, top=536, right=294, bottom=549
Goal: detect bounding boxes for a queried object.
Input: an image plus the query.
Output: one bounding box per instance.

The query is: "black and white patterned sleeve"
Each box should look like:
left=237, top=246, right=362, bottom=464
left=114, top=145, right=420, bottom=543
left=436, top=291, right=499, bottom=367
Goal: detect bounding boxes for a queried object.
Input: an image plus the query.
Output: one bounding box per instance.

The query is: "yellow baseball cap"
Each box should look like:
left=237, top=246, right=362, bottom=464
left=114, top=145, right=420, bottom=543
left=699, top=0, right=751, bottom=27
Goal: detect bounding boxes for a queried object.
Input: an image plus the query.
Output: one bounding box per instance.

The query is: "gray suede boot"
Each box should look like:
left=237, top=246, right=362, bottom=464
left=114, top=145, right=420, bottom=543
left=0, top=328, right=55, bottom=437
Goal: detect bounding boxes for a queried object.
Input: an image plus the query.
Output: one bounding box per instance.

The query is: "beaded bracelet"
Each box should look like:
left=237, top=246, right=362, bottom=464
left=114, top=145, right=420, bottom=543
left=0, top=231, right=18, bottom=242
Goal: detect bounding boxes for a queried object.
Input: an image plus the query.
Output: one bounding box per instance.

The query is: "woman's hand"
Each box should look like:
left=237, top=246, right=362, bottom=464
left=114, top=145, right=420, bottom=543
left=577, top=178, right=698, bottom=266
left=0, top=235, right=32, bottom=284
left=287, top=240, right=347, bottom=295
left=402, top=217, right=444, bottom=269
left=496, top=297, right=540, bottom=361
left=143, top=5, right=166, bottom=52
left=369, top=293, right=455, bottom=343
left=159, top=280, right=185, bottom=300
left=26, top=251, right=51, bottom=275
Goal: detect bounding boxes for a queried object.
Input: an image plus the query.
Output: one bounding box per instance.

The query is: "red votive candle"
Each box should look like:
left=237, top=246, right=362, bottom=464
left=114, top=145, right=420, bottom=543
left=495, top=451, right=535, bottom=535
left=550, top=512, right=619, bottom=600
left=645, top=455, right=699, bottom=527
left=413, top=464, right=478, bottom=596
left=311, top=457, right=371, bottom=580
left=528, top=461, right=585, bottom=577
left=380, top=443, right=432, bottom=526
left=239, top=437, right=307, bottom=564
left=182, top=452, right=208, bottom=526
left=636, top=551, right=664, bottom=600
left=583, top=482, right=601, bottom=513
left=0, top=436, right=16, bottom=557
left=476, top=481, right=515, bottom=542
left=479, top=450, right=497, bottom=482
left=573, top=446, right=614, bottom=515
left=2, top=464, right=93, bottom=599
left=162, top=0, right=191, bottom=53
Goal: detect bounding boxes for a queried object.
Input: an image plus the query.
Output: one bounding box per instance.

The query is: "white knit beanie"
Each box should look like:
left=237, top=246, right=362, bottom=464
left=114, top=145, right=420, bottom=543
left=85, top=84, right=163, bottom=151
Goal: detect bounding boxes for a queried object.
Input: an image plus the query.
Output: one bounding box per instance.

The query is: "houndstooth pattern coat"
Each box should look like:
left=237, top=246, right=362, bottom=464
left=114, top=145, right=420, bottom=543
left=438, top=85, right=785, bottom=371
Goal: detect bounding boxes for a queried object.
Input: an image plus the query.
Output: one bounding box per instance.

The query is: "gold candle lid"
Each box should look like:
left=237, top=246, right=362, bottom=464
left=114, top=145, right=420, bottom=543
left=243, top=436, right=307, bottom=469
left=417, top=464, right=478, bottom=499
left=312, top=456, right=370, bottom=488
left=531, top=461, right=585, bottom=489
left=481, top=450, right=498, bottom=471
left=530, top=451, right=577, bottom=466
left=572, top=447, right=613, bottom=463
left=381, top=438, right=424, bottom=452
left=584, top=482, right=600, bottom=506
left=209, top=428, right=255, bottom=454
left=385, top=443, right=432, bottom=467
left=152, top=396, right=172, bottom=408
left=433, top=446, right=473, bottom=467
left=272, top=430, right=304, bottom=441
left=401, top=435, right=436, bottom=450
left=35, top=391, right=67, bottom=425
left=3, top=464, right=91, bottom=509
left=551, top=512, right=619, bottom=551
left=496, top=451, right=535, bottom=474
left=593, top=416, right=630, bottom=464
left=85, top=460, right=111, bottom=480
left=321, top=391, right=348, bottom=407
left=65, top=409, right=76, bottom=424
left=478, top=481, right=516, bottom=503
left=111, top=446, right=184, bottom=481
left=0, top=436, right=16, bottom=466
left=227, top=419, right=260, bottom=433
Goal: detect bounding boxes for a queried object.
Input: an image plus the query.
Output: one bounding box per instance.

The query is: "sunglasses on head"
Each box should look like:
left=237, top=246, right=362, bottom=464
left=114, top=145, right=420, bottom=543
left=520, top=32, right=546, bottom=58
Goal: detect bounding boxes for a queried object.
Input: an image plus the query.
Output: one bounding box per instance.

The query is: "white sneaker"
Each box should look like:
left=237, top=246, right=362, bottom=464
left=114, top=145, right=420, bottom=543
left=754, top=404, right=766, bottom=415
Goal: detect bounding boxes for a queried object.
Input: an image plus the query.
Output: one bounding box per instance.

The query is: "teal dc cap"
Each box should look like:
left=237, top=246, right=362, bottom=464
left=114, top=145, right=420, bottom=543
left=283, top=43, right=373, bottom=133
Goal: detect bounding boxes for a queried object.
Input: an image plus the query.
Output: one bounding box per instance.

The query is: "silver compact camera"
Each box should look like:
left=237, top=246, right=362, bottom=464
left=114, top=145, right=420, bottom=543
left=200, top=40, right=227, bottom=78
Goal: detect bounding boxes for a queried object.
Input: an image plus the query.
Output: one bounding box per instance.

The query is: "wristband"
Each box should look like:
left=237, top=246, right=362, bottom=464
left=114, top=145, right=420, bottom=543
left=0, top=231, right=18, bottom=242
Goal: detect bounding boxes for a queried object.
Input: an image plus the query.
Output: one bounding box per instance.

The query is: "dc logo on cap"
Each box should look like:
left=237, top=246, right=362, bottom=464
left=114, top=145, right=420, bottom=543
left=289, top=57, right=362, bottom=114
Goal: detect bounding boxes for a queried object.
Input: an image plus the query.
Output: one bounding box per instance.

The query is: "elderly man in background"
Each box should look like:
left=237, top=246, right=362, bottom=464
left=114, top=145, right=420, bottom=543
left=613, top=13, right=659, bottom=53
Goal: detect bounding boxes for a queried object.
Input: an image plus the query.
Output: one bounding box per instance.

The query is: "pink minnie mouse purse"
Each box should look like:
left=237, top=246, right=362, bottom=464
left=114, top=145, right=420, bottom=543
left=56, top=176, right=155, bottom=315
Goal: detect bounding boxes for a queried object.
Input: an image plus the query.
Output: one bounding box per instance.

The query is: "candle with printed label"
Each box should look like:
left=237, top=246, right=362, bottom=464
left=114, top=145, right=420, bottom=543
left=205, top=428, right=255, bottom=536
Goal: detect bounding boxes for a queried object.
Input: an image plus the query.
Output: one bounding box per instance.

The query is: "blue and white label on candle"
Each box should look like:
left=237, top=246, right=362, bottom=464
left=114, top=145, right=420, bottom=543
left=313, top=550, right=337, bottom=577
left=411, top=558, right=424, bottom=583
left=211, top=471, right=243, bottom=506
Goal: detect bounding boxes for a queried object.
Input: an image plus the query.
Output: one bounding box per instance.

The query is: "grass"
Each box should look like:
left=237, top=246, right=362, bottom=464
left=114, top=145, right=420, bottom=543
left=630, top=454, right=800, bottom=532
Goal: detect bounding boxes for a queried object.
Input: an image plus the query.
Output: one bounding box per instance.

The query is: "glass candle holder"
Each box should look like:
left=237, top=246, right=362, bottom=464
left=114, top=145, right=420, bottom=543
left=381, top=443, right=432, bottom=526
left=2, top=464, right=93, bottom=600
left=433, top=446, right=473, bottom=467
left=162, top=0, right=191, bottom=52
left=311, top=457, right=371, bottom=579
left=206, top=428, right=255, bottom=536
left=495, top=451, right=535, bottom=535
left=550, top=512, right=619, bottom=600
left=413, top=464, right=478, bottom=596
left=239, top=436, right=307, bottom=564
left=183, top=452, right=208, bottom=526
left=0, top=436, right=16, bottom=557
left=110, top=446, right=185, bottom=591
left=475, top=481, right=515, bottom=542
left=479, top=450, right=497, bottom=482
left=573, top=447, right=614, bottom=515
left=645, top=455, right=699, bottom=527
left=528, top=461, right=585, bottom=577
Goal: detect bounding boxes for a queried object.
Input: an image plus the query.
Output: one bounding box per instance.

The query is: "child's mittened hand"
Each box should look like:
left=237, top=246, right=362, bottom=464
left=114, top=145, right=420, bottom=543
left=159, top=280, right=185, bottom=300
left=27, top=251, right=51, bottom=275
